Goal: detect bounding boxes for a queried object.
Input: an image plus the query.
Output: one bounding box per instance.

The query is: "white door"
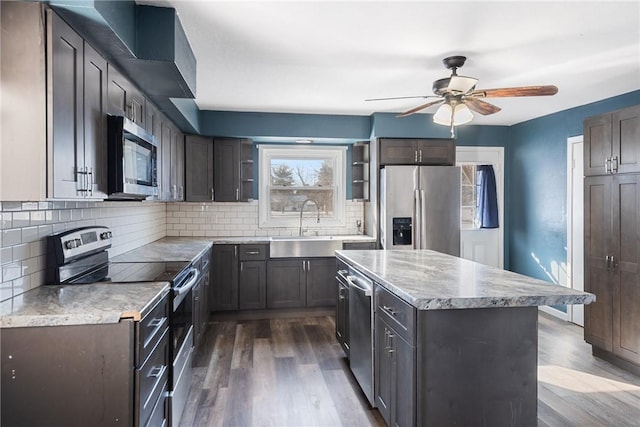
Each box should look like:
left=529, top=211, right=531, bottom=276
left=568, top=136, right=584, bottom=326
left=456, top=147, right=504, bottom=269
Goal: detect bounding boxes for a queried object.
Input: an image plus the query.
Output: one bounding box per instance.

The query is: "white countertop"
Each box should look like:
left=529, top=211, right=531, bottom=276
left=336, top=249, right=595, bottom=310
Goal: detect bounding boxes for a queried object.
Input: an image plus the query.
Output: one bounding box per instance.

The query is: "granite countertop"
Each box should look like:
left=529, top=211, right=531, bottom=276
left=336, top=249, right=595, bottom=310
left=0, top=282, right=170, bottom=328
left=111, top=237, right=214, bottom=262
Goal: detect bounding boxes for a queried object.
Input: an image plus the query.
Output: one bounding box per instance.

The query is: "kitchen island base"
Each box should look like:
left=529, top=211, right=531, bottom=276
left=417, top=306, right=538, bottom=427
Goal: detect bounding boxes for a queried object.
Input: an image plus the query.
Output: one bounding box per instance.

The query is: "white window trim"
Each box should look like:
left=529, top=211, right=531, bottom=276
left=258, top=144, right=347, bottom=228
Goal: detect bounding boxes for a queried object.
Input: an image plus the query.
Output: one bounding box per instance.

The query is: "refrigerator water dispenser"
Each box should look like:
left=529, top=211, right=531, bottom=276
left=392, top=217, right=412, bottom=246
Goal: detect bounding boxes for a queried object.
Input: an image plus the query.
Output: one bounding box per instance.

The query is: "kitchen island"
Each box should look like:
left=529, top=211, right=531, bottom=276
left=336, top=249, right=595, bottom=427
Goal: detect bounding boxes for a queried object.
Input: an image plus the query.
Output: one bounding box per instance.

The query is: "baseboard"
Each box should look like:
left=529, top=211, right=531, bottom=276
left=208, top=307, right=335, bottom=321
left=538, top=305, right=568, bottom=321
left=592, top=347, right=640, bottom=376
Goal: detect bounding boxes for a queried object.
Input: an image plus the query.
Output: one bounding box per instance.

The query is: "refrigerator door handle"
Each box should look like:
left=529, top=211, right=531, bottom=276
left=420, top=189, right=427, bottom=250
left=414, top=189, right=421, bottom=249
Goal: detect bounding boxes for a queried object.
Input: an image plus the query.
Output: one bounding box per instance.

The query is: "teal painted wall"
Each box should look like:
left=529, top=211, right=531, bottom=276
left=508, top=90, right=640, bottom=311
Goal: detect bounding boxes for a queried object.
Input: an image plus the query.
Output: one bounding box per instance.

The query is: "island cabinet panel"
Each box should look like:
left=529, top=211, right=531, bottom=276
left=584, top=105, right=640, bottom=176
left=211, top=244, right=239, bottom=311
left=374, top=284, right=416, bottom=427
left=416, top=307, right=538, bottom=427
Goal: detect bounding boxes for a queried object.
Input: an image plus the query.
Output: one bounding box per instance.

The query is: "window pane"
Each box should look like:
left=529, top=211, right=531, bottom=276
left=270, top=188, right=334, bottom=216
left=460, top=164, right=477, bottom=229
left=270, top=159, right=334, bottom=187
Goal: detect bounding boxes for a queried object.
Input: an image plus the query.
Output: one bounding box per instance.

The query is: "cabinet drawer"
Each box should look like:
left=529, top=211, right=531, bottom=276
left=239, top=244, right=268, bottom=261
left=144, top=381, right=168, bottom=427
left=137, top=295, right=169, bottom=367
left=375, top=285, right=416, bottom=344
left=136, top=329, right=169, bottom=427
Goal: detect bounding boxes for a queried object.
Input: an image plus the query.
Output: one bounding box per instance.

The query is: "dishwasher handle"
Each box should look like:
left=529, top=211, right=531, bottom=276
left=346, top=275, right=373, bottom=297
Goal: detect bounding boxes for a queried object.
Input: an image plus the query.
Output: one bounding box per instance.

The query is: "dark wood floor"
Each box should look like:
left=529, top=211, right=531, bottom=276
left=180, top=312, right=640, bottom=427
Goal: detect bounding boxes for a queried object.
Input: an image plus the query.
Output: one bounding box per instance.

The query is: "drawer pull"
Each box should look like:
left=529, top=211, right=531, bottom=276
left=148, top=365, right=165, bottom=379
left=147, top=318, right=165, bottom=328
left=245, top=250, right=260, bottom=255
left=382, top=305, right=397, bottom=316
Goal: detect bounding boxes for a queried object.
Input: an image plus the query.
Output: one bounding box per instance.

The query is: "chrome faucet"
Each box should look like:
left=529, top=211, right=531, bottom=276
left=299, top=198, right=320, bottom=236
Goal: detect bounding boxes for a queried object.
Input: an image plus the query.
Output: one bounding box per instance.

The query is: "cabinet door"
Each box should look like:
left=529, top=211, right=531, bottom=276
left=160, top=120, right=173, bottom=200
left=239, top=261, right=267, bottom=310
left=305, top=258, right=337, bottom=307
left=375, top=316, right=393, bottom=426
left=127, top=86, right=146, bottom=128
left=611, top=174, right=640, bottom=363
left=173, top=129, right=185, bottom=201
left=267, top=260, right=305, bottom=308
left=83, top=42, right=108, bottom=199
left=211, top=245, right=239, bottom=311
left=584, top=114, right=612, bottom=176
left=50, top=11, right=84, bottom=198
left=612, top=105, right=640, bottom=174
left=584, top=176, right=613, bottom=350
left=107, top=64, right=127, bottom=117
left=415, top=139, right=455, bottom=165
left=185, top=135, right=214, bottom=202
left=213, top=138, right=240, bottom=201
left=393, top=333, right=416, bottom=427
left=379, top=139, right=417, bottom=165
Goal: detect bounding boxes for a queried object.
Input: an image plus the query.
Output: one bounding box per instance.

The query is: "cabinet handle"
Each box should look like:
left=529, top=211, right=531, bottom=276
left=240, top=262, right=243, bottom=272
left=382, top=305, right=397, bottom=316
left=88, top=167, right=93, bottom=197
left=234, top=246, right=238, bottom=257
left=245, top=250, right=260, bottom=255
left=414, top=150, right=418, bottom=163
left=148, top=365, right=164, bottom=378
left=307, top=260, right=311, bottom=271
left=236, top=188, right=239, bottom=201
left=605, top=158, right=611, bottom=174
left=211, top=188, right=214, bottom=201
left=606, top=255, right=611, bottom=269
left=611, top=255, right=617, bottom=270
left=419, top=149, right=423, bottom=163
left=612, top=156, right=619, bottom=173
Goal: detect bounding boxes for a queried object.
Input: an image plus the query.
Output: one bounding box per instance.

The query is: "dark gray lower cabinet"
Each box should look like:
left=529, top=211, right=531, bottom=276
left=306, top=258, right=336, bottom=307
left=267, top=258, right=336, bottom=309
left=375, top=315, right=416, bottom=427
left=211, top=245, right=239, bottom=311
left=239, top=260, right=267, bottom=310
left=267, top=259, right=306, bottom=308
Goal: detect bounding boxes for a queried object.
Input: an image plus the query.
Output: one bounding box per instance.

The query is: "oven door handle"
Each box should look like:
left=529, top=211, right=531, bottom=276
left=175, top=268, right=199, bottom=296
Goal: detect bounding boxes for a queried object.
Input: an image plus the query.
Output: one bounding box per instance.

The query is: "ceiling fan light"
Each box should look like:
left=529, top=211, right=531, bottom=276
left=433, top=104, right=453, bottom=125
left=433, top=103, right=473, bottom=126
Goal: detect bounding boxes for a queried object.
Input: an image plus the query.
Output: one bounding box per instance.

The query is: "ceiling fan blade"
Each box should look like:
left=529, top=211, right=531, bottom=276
left=471, top=85, right=558, bottom=98
left=396, top=99, right=444, bottom=117
left=464, top=98, right=502, bottom=115
left=365, top=95, right=438, bottom=102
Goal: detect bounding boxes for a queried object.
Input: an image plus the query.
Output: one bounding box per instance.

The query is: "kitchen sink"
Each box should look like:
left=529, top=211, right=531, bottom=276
left=269, top=236, right=343, bottom=258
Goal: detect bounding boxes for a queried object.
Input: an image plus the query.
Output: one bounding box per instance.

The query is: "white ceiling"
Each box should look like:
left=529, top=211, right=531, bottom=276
left=140, top=0, right=640, bottom=126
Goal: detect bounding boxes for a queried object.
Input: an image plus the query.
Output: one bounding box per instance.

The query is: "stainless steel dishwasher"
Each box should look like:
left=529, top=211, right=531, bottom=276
left=347, top=266, right=375, bottom=406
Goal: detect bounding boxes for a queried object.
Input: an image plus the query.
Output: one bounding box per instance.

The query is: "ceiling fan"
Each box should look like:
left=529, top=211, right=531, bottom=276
left=366, top=55, right=558, bottom=135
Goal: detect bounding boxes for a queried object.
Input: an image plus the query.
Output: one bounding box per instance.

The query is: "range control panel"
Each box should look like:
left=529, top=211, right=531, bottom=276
left=49, top=226, right=113, bottom=265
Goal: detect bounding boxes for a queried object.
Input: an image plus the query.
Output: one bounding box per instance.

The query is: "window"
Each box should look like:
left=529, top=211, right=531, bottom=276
left=460, top=164, right=478, bottom=229
left=460, top=163, right=499, bottom=229
left=258, top=145, right=346, bottom=228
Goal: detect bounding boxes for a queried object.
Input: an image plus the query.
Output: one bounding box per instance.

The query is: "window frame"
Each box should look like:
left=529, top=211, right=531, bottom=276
left=258, top=144, right=347, bottom=228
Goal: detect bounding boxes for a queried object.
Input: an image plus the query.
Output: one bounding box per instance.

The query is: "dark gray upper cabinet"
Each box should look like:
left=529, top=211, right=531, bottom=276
left=173, top=128, right=185, bottom=201
left=379, top=138, right=455, bottom=166
left=213, top=138, right=253, bottom=202
left=49, top=11, right=107, bottom=199
left=584, top=105, right=640, bottom=176
left=107, top=65, right=145, bottom=128
left=185, top=135, right=214, bottom=202
left=158, top=120, right=184, bottom=201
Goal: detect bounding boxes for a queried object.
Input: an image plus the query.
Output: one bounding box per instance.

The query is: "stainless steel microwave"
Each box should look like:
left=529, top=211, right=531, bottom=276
left=107, top=115, right=158, bottom=200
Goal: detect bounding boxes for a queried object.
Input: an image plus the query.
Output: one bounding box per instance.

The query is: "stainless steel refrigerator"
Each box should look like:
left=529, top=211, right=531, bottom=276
left=379, top=166, right=461, bottom=256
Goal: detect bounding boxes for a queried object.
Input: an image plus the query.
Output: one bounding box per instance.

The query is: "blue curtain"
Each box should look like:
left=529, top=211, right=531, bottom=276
left=475, top=165, right=499, bottom=228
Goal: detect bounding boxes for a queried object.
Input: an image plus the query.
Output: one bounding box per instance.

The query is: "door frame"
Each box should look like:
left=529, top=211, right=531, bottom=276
left=456, top=146, right=505, bottom=269
left=566, top=135, right=584, bottom=325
